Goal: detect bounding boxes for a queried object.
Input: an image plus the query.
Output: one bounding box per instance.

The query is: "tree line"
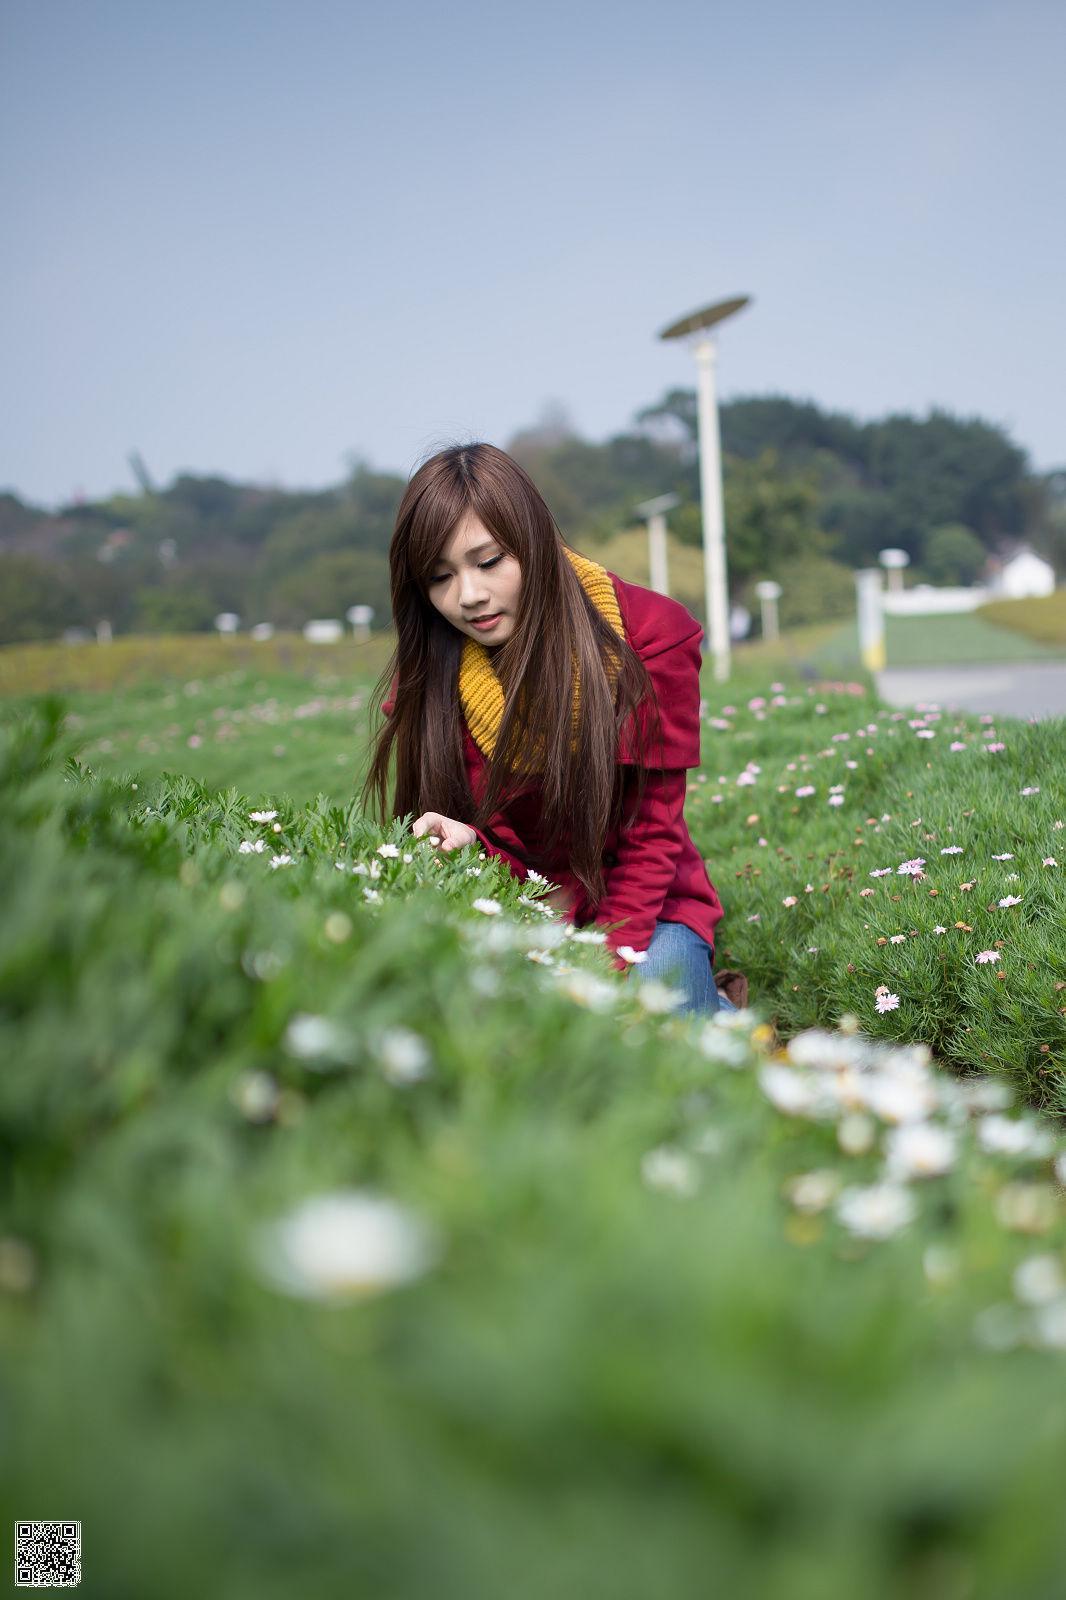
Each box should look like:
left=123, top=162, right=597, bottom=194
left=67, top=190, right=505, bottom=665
left=0, top=393, right=1061, bottom=644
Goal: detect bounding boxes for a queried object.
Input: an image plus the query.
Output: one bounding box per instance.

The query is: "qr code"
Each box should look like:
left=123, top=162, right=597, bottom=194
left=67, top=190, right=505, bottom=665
left=15, top=1522, right=81, bottom=1587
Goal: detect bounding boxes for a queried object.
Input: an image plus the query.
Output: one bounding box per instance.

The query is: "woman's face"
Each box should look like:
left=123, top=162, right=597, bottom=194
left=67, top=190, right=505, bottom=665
left=426, top=512, right=522, bottom=647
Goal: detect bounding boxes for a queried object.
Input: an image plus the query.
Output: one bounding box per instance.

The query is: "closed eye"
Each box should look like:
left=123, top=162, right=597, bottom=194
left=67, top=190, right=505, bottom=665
left=428, top=554, right=503, bottom=586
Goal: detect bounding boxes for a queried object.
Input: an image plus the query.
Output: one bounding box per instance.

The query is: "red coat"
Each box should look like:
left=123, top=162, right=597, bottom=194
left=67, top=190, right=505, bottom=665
left=382, top=571, right=724, bottom=972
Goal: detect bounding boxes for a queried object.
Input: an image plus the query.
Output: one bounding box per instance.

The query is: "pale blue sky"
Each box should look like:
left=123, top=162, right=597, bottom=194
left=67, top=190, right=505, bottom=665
left=3, top=0, right=1063, bottom=509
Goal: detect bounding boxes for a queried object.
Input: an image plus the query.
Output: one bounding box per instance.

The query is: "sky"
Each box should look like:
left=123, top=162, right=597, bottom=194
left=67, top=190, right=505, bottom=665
left=2, top=0, right=1063, bottom=510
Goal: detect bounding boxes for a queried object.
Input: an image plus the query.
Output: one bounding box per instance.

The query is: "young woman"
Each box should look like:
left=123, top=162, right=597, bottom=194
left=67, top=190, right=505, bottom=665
left=362, top=441, right=737, bottom=1017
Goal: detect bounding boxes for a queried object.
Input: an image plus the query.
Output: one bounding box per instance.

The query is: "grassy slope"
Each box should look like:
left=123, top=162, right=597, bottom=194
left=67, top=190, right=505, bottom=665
left=977, top=591, right=1066, bottom=649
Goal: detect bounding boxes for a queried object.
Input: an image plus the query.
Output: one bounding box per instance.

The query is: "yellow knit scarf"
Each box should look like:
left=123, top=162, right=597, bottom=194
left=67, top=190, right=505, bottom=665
left=458, top=545, right=626, bottom=768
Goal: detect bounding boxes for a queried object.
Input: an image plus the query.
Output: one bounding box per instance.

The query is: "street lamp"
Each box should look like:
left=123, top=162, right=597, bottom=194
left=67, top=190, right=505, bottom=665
left=346, top=604, right=375, bottom=641
left=754, top=580, right=782, bottom=642
left=878, top=548, right=910, bottom=593
left=634, top=493, right=679, bottom=597
left=659, top=294, right=751, bottom=682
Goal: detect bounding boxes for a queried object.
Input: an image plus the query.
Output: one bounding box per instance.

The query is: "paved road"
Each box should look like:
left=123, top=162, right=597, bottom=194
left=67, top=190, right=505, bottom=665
left=876, top=663, right=1066, bottom=719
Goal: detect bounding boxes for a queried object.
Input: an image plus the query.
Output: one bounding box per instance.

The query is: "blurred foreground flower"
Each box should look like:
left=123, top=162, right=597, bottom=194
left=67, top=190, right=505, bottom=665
left=884, top=1121, right=957, bottom=1179
left=641, top=1146, right=700, bottom=1197
left=835, top=1182, right=917, bottom=1239
left=372, top=1026, right=432, bottom=1085
left=251, top=1190, right=440, bottom=1302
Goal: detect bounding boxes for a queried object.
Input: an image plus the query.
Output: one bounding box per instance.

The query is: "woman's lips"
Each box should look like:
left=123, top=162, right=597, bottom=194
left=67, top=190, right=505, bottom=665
left=470, top=613, right=502, bottom=631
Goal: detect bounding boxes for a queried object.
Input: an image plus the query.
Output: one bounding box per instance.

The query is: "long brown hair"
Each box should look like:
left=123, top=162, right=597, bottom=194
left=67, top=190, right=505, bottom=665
left=360, top=441, right=667, bottom=907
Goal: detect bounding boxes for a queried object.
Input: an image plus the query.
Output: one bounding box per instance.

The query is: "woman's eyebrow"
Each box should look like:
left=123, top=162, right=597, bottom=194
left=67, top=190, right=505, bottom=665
left=433, top=539, right=498, bottom=566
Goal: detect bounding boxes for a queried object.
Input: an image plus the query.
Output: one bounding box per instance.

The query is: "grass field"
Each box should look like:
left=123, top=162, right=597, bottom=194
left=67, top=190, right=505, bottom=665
left=4, top=632, right=1066, bottom=1597
left=977, top=591, right=1066, bottom=649
left=883, top=611, right=1064, bottom=665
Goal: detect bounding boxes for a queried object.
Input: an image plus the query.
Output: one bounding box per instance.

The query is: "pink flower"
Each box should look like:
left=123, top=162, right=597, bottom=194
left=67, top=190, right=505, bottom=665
left=1043, top=858, right=1058, bottom=868
left=1021, top=786, right=1040, bottom=796
left=896, top=859, right=926, bottom=877
left=916, top=730, right=936, bottom=739
left=828, top=794, right=845, bottom=807
left=984, top=742, right=1006, bottom=754
left=949, top=742, right=967, bottom=751
left=747, top=913, right=761, bottom=922
left=998, top=895, right=1023, bottom=907
left=875, top=991, right=901, bottom=1014
left=974, top=950, right=999, bottom=964
left=782, top=895, right=798, bottom=907
left=991, top=853, right=1014, bottom=861
left=940, top=846, right=963, bottom=855
left=870, top=868, right=892, bottom=878
left=795, top=785, right=816, bottom=798
left=889, top=934, right=906, bottom=944
left=932, top=925, right=946, bottom=934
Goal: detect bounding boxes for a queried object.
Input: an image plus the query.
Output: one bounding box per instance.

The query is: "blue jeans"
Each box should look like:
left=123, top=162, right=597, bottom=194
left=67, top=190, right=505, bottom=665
left=630, top=919, right=737, bottom=1018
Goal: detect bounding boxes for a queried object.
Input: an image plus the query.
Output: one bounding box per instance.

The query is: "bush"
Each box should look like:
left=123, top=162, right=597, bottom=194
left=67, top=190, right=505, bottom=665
left=768, top=555, right=857, bottom=629
left=923, top=524, right=987, bottom=586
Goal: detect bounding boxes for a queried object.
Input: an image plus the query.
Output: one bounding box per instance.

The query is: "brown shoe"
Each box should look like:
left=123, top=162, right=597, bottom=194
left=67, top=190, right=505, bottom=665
left=714, top=969, right=749, bottom=1009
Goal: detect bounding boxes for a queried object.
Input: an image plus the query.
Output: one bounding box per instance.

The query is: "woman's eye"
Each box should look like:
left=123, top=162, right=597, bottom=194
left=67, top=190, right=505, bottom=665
left=428, top=555, right=503, bottom=585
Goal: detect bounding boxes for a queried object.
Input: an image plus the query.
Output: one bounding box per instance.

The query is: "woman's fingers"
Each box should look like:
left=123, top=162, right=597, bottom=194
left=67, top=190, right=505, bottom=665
left=411, top=814, right=478, bottom=853
left=412, top=812, right=469, bottom=850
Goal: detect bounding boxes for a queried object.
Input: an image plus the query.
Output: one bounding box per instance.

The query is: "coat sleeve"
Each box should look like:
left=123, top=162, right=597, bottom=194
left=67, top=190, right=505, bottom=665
left=468, top=822, right=531, bottom=882
left=592, top=766, right=690, bottom=971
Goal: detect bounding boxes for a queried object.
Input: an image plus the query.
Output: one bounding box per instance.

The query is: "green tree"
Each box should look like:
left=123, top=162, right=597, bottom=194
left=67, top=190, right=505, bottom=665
left=0, top=554, right=76, bottom=643
left=819, top=487, right=912, bottom=566
left=263, top=550, right=391, bottom=629
left=773, top=556, right=857, bottom=628
left=863, top=410, right=1029, bottom=543
left=923, top=524, right=988, bottom=586
left=131, top=579, right=217, bottom=634
left=722, top=449, right=827, bottom=587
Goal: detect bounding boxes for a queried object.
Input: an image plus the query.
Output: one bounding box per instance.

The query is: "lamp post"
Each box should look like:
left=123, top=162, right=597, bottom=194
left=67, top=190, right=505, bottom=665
left=659, top=295, right=751, bottom=683
left=346, top=604, right=375, bottom=642
left=634, top=492, right=679, bottom=597
left=754, top=580, right=782, bottom=642
left=878, top=548, right=910, bottom=593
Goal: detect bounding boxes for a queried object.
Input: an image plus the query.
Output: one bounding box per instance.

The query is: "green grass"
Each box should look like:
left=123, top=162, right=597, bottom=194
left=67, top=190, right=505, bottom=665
left=4, top=699, right=1066, bottom=1598
left=883, top=612, right=1063, bottom=665
left=692, top=690, right=1064, bottom=1104
left=0, top=626, right=869, bottom=808
left=977, top=591, right=1066, bottom=649
left=1, top=645, right=1062, bottom=1104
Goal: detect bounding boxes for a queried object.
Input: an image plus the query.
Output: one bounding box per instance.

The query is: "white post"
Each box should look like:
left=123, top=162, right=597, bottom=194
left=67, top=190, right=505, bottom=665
left=878, top=548, right=910, bottom=594
left=855, top=568, right=886, bottom=672
left=647, top=511, right=669, bottom=596
left=694, top=336, right=730, bottom=682
left=755, top=580, right=782, bottom=642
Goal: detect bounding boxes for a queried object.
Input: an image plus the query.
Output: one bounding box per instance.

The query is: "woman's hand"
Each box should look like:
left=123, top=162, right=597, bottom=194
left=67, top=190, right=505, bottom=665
left=412, top=812, right=478, bottom=853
